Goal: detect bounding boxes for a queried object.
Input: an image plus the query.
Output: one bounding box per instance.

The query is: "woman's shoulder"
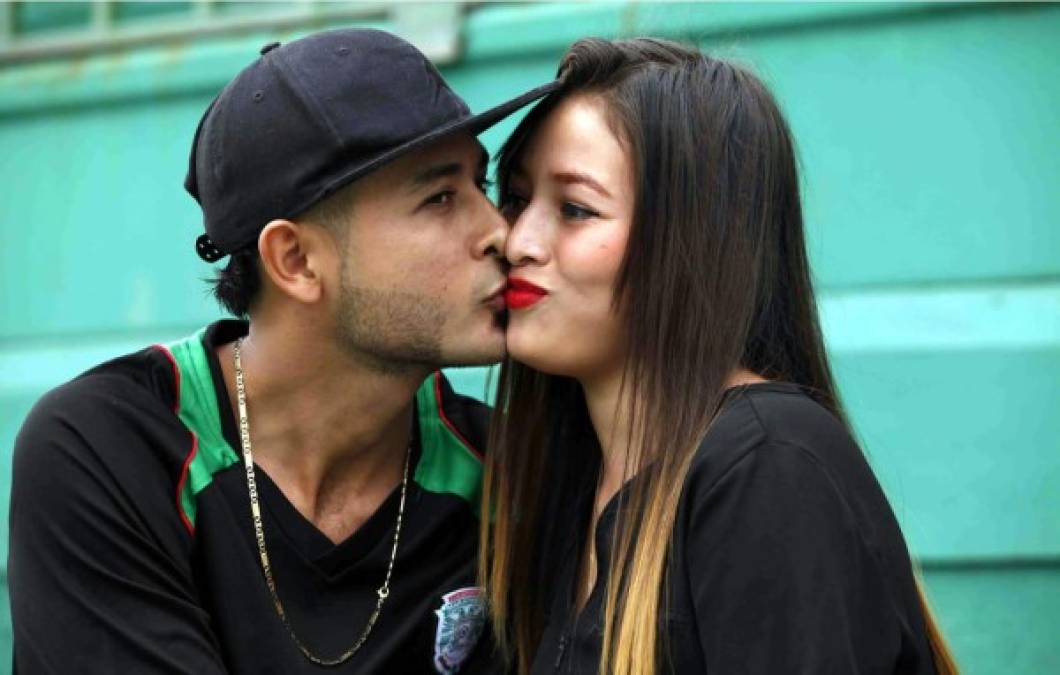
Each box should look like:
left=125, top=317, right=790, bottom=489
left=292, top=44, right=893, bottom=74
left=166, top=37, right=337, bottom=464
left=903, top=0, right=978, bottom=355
left=687, top=382, right=856, bottom=487
left=682, top=381, right=904, bottom=562
left=670, top=385, right=931, bottom=672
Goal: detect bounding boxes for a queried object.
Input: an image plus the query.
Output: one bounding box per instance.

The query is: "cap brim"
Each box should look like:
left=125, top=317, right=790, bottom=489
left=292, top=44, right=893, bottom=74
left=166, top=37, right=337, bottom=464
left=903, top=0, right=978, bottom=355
left=461, top=79, right=563, bottom=137
left=308, top=79, right=562, bottom=208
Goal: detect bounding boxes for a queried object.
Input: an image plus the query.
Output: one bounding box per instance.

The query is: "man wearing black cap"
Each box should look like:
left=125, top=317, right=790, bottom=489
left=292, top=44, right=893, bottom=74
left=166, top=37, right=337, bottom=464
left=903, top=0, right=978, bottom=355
left=9, top=29, right=554, bottom=673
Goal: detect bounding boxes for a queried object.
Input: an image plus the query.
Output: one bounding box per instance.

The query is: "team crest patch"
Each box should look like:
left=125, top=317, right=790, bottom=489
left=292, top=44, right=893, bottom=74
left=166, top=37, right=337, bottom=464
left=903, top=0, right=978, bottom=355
left=433, top=586, right=486, bottom=674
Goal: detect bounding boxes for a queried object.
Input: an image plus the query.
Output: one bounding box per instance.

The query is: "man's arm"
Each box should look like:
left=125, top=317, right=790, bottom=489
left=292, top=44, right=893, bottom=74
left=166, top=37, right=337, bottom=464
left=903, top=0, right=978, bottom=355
left=9, top=381, right=229, bottom=674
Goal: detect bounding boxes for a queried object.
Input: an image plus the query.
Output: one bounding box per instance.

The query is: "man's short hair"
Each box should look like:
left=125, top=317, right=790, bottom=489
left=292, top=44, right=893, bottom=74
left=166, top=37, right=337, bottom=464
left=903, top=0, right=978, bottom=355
left=208, top=184, right=356, bottom=318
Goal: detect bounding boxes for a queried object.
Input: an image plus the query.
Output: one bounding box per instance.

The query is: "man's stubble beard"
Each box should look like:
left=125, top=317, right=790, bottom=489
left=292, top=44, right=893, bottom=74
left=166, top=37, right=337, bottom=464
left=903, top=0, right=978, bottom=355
left=334, top=270, right=448, bottom=377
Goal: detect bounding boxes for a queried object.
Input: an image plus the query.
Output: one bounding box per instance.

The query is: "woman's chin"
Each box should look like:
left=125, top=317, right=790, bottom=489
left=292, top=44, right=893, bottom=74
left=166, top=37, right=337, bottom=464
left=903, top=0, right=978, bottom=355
left=506, top=330, right=564, bottom=374
left=506, top=337, right=545, bottom=370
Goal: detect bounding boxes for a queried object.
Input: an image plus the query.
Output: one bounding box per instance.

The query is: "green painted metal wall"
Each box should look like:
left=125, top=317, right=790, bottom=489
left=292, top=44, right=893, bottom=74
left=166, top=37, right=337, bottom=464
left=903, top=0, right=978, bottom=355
left=2, top=2, right=1057, bottom=671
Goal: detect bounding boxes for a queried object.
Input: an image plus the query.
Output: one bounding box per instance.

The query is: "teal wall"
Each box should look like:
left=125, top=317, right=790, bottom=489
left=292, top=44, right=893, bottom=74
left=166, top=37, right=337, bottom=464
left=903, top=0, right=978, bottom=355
left=2, top=2, right=1058, bottom=672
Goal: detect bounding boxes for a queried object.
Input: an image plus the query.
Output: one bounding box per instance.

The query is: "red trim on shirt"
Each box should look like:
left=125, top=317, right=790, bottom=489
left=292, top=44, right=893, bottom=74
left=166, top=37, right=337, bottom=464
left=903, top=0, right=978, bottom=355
left=433, top=371, right=483, bottom=460
left=175, top=435, right=199, bottom=536
left=153, top=343, right=197, bottom=536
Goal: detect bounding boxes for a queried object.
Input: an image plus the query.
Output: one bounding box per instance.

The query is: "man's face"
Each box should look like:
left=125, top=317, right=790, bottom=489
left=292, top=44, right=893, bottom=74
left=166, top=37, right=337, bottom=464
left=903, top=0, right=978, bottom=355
left=327, top=133, right=509, bottom=372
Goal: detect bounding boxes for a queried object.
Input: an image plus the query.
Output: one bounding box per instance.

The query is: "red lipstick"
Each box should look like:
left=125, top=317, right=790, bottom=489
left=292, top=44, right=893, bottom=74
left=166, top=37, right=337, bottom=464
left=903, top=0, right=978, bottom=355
left=505, top=277, right=547, bottom=310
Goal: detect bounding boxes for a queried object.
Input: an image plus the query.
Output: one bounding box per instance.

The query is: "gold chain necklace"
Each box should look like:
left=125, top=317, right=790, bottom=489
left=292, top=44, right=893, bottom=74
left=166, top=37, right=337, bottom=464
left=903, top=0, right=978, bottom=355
left=233, top=338, right=410, bottom=666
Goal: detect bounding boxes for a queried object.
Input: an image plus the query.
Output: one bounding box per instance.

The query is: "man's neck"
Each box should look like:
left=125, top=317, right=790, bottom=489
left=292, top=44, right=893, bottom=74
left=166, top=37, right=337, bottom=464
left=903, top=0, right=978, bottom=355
left=216, top=321, right=429, bottom=544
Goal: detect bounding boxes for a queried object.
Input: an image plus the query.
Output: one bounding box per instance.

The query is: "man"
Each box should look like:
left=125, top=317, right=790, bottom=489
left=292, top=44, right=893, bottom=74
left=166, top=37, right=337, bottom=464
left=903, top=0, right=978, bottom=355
left=9, top=29, right=554, bottom=673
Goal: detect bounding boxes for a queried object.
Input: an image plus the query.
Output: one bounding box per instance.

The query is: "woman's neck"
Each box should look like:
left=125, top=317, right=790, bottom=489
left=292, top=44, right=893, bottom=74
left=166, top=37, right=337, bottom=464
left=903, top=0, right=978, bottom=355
left=580, top=368, right=635, bottom=507
left=579, top=365, right=769, bottom=508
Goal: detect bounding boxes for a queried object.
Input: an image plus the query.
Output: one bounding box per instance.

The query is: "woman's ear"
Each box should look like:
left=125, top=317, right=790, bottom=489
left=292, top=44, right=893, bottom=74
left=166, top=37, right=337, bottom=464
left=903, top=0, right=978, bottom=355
left=256, top=219, right=331, bottom=306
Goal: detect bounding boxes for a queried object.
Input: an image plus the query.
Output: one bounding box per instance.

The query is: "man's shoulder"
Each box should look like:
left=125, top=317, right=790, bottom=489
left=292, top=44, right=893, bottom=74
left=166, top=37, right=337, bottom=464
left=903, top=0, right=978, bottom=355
left=13, top=342, right=188, bottom=494
left=21, top=344, right=178, bottom=433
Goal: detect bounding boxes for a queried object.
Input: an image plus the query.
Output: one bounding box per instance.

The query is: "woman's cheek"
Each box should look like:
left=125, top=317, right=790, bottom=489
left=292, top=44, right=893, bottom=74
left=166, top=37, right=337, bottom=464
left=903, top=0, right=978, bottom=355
left=564, top=223, right=627, bottom=282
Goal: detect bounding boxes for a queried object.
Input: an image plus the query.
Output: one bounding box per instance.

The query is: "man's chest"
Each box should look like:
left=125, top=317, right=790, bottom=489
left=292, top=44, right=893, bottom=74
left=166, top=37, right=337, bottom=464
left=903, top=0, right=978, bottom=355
left=188, top=473, right=489, bottom=674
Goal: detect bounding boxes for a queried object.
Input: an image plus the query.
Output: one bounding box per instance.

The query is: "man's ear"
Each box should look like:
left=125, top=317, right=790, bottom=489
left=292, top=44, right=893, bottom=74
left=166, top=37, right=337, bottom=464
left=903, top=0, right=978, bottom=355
left=256, top=219, right=332, bottom=305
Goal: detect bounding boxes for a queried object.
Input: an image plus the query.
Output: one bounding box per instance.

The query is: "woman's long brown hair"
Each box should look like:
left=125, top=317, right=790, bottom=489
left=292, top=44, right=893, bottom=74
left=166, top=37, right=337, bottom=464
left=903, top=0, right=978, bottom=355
left=479, top=37, right=958, bottom=675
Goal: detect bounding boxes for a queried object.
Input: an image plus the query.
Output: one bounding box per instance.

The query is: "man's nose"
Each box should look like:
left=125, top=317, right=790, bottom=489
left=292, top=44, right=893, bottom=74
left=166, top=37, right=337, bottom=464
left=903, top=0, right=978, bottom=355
left=474, top=193, right=509, bottom=260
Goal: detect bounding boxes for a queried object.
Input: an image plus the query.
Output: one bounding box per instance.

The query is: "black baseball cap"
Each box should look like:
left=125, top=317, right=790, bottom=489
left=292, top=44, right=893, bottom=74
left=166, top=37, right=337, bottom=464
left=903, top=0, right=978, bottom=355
left=185, top=28, right=558, bottom=262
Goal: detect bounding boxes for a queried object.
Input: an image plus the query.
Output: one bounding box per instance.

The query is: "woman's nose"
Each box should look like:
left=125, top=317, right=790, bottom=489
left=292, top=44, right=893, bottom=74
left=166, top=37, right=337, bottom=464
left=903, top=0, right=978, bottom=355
left=505, top=206, right=550, bottom=267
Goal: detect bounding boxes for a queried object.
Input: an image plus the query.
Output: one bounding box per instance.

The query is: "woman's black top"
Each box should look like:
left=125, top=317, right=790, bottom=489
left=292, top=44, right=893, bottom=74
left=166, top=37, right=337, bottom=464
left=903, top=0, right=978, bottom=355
left=530, top=382, right=937, bottom=674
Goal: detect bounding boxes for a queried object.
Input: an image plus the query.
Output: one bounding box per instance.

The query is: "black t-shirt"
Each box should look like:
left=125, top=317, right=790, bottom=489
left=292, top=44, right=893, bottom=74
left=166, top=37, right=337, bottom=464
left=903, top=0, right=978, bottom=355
left=532, top=383, right=937, bottom=675
left=9, top=320, right=500, bottom=674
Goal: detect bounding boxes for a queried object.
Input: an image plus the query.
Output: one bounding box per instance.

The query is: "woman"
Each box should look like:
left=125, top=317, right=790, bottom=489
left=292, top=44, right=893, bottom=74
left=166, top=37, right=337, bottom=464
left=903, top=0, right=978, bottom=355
left=480, top=38, right=958, bottom=675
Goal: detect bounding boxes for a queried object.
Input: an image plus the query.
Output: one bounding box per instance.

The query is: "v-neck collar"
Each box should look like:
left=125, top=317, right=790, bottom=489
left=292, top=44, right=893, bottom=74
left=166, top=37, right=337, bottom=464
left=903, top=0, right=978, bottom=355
left=201, top=320, right=423, bottom=578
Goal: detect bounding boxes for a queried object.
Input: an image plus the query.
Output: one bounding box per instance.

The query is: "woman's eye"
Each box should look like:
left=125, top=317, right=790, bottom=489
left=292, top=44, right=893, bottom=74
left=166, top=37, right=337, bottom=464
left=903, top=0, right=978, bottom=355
left=561, top=202, right=597, bottom=220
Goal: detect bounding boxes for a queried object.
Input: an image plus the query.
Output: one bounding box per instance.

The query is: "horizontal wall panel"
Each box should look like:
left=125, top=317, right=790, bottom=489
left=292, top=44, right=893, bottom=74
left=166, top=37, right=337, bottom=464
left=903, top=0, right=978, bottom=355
left=752, top=4, right=1060, bottom=290
left=820, top=283, right=1060, bottom=354
left=464, top=2, right=949, bottom=61
left=12, top=1, right=92, bottom=36
left=920, top=562, right=1060, bottom=674
left=835, top=345, right=1060, bottom=560
left=0, top=29, right=316, bottom=116
left=0, top=96, right=217, bottom=338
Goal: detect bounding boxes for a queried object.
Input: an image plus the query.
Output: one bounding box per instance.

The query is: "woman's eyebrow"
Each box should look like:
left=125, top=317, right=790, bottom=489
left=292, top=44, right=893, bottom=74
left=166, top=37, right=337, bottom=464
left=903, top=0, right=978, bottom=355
left=552, top=171, right=611, bottom=199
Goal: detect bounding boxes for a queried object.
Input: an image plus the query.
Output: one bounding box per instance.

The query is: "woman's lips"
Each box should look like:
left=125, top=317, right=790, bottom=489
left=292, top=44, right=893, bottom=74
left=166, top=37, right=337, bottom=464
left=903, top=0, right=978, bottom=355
left=505, top=277, right=547, bottom=310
